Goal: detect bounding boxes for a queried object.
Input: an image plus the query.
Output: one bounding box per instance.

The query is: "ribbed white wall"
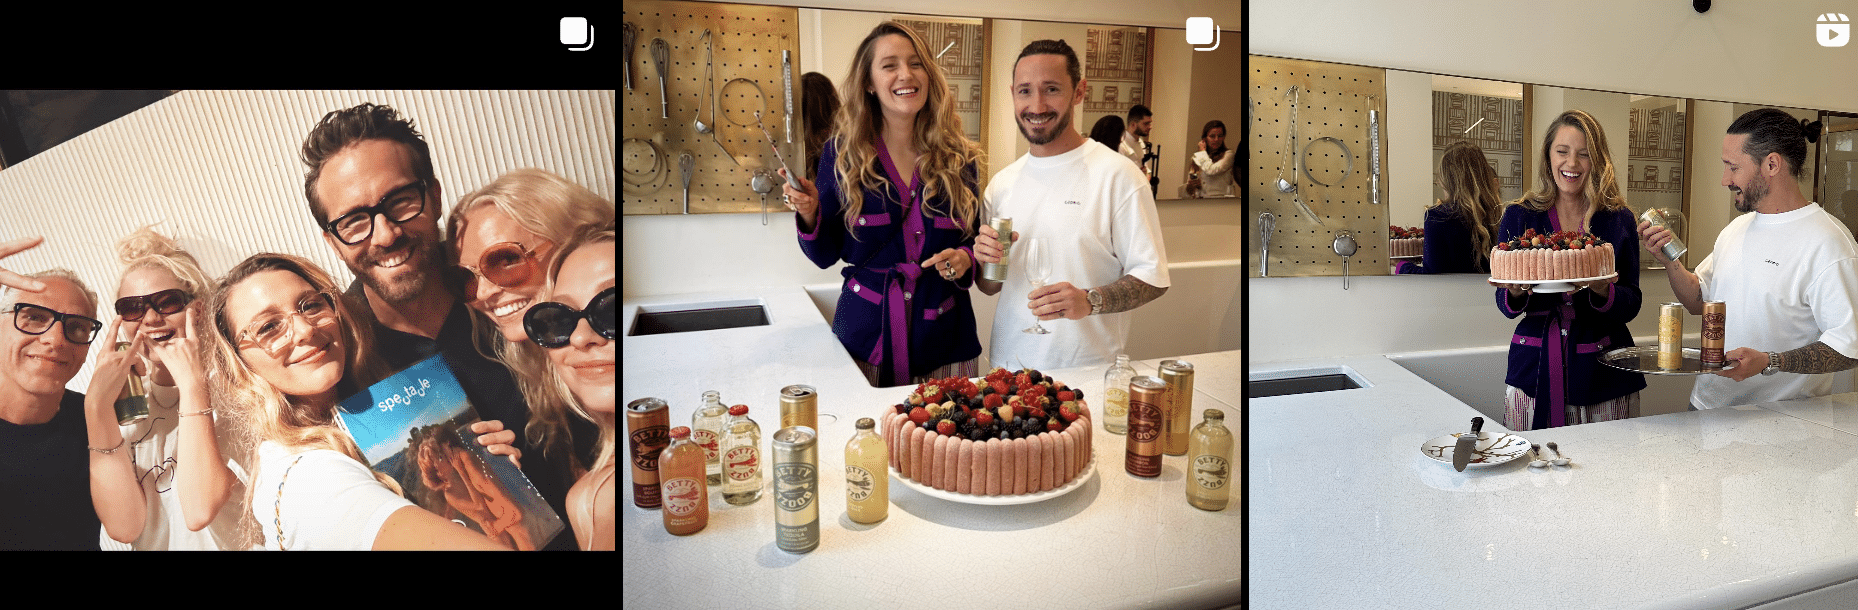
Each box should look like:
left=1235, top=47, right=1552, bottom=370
left=0, top=90, right=616, bottom=394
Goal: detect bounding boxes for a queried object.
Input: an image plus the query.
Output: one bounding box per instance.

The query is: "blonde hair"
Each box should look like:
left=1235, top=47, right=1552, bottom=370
left=541, top=224, right=617, bottom=475
left=1514, top=109, right=1628, bottom=215
left=832, top=22, right=985, bottom=239
left=445, top=168, right=615, bottom=467
left=205, top=253, right=395, bottom=548
left=1431, top=142, right=1504, bottom=268
left=115, top=223, right=215, bottom=299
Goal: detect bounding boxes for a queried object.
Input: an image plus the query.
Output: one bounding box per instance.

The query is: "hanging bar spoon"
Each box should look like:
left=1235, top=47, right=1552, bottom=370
left=694, top=30, right=716, bottom=136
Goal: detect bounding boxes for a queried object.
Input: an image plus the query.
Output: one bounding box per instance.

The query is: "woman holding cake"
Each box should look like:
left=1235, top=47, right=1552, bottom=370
left=1491, top=109, right=1646, bottom=430
left=1396, top=141, right=1501, bottom=274
left=780, top=21, right=986, bottom=387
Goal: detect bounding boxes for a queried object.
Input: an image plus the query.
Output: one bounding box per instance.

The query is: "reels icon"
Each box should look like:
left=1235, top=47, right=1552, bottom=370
left=1819, top=13, right=1850, bottom=48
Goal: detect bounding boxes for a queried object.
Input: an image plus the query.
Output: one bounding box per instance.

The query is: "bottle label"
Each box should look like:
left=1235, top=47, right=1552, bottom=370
left=1105, top=388, right=1129, bottom=418
left=663, top=477, right=703, bottom=516
left=846, top=465, right=875, bottom=501
left=1193, top=455, right=1229, bottom=490
left=694, top=429, right=720, bottom=461
left=775, top=463, right=817, bottom=512
left=631, top=426, right=669, bottom=471
left=725, top=446, right=759, bottom=481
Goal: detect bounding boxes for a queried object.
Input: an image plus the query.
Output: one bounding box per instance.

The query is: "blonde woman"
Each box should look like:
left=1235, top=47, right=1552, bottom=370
left=445, top=168, right=612, bottom=483
left=206, top=253, right=517, bottom=550
left=1492, top=109, right=1646, bottom=430
left=780, top=21, right=986, bottom=387
left=1397, top=141, right=1503, bottom=275
left=94, top=226, right=247, bottom=549
left=523, top=226, right=614, bottom=551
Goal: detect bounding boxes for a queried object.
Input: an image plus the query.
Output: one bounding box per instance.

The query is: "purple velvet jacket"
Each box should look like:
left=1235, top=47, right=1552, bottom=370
left=798, top=138, right=982, bottom=386
left=1494, top=204, right=1647, bottom=428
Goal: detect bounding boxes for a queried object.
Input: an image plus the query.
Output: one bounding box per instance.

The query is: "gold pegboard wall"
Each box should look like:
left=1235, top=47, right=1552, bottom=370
left=1250, top=56, right=1389, bottom=279
left=624, top=0, right=800, bottom=216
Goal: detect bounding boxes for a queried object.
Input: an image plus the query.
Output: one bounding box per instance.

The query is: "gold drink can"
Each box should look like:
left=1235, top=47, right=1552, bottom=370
left=627, top=397, right=671, bottom=509
left=1701, top=301, right=1726, bottom=368
left=780, top=384, right=818, bottom=431
left=1158, top=360, right=1195, bottom=456
left=981, top=216, right=1013, bottom=281
left=1658, top=302, right=1684, bottom=370
left=1126, top=376, right=1166, bottom=478
left=772, top=425, right=820, bottom=554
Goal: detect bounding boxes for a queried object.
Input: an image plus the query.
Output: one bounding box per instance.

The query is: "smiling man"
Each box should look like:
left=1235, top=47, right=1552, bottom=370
left=972, top=40, right=1169, bottom=371
left=1639, top=108, right=1858, bottom=409
left=301, top=104, right=592, bottom=549
left=0, top=269, right=103, bottom=549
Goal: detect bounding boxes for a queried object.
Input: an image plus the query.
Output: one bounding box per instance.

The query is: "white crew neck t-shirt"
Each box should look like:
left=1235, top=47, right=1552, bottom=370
left=252, top=441, right=414, bottom=550
left=98, top=383, right=252, bottom=550
left=985, top=141, right=1170, bottom=371
left=1692, top=202, right=1858, bottom=409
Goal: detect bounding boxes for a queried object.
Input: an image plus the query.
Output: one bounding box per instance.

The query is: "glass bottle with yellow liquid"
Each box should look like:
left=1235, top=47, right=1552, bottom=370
left=720, top=404, right=763, bottom=505
left=659, top=426, right=709, bottom=535
left=1186, top=409, right=1232, bottom=511
left=692, top=390, right=729, bottom=486
left=1103, top=354, right=1136, bottom=434
left=844, top=417, right=888, bottom=523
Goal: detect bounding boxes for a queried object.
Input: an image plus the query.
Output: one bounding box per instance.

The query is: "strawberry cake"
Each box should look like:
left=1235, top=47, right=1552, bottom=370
left=1390, top=225, right=1424, bottom=257
left=1490, top=228, right=1616, bottom=281
left=882, top=368, right=1092, bottom=496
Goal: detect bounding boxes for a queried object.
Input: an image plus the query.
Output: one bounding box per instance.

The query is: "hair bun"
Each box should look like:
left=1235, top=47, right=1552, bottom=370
left=115, top=223, right=185, bottom=264
left=1803, top=119, right=1824, bottom=144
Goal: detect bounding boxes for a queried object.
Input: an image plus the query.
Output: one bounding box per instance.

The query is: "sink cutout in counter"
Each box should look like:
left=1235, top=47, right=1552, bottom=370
left=629, top=300, right=770, bottom=336
left=1248, top=365, right=1371, bottom=398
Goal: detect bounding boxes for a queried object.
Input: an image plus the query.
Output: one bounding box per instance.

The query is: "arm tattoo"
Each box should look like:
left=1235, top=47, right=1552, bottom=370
left=1093, top=275, right=1167, bottom=315
left=1778, top=341, right=1858, bottom=374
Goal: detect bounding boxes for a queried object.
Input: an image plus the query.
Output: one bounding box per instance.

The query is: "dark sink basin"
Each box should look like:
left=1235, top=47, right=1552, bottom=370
left=1247, top=366, right=1370, bottom=398
left=629, top=304, right=770, bottom=336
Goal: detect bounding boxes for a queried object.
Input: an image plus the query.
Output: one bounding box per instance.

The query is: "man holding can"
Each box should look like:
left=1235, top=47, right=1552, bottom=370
left=1639, top=108, right=1858, bottom=409
left=973, top=39, right=1170, bottom=372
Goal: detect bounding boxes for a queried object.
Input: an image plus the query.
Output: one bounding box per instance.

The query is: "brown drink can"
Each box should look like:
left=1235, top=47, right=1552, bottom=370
left=627, top=397, right=672, bottom=509
left=780, top=384, right=818, bottom=431
left=1701, top=301, right=1726, bottom=369
left=1159, top=360, right=1195, bottom=456
left=772, top=425, right=820, bottom=554
left=1126, top=376, right=1165, bottom=477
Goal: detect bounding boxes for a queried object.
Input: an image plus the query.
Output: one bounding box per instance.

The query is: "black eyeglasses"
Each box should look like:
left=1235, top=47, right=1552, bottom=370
left=322, top=180, right=429, bottom=245
left=7, top=303, right=103, bottom=345
left=523, top=286, right=616, bottom=348
left=115, top=288, right=193, bottom=322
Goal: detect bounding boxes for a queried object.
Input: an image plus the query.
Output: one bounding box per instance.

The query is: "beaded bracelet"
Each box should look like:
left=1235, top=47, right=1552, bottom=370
left=274, top=454, right=306, bottom=550
left=88, top=437, right=125, bottom=455
left=180, top=408, right=214, bottom=417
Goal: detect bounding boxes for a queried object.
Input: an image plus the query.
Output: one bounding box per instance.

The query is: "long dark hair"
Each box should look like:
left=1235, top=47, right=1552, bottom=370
left=801, top=72, right=841, bottom=182
left=1089, top=115, right=1125, bottom=152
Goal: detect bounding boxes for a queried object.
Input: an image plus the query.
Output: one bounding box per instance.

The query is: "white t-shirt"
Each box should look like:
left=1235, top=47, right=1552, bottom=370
left=1193, top=149, right=1236, bottom=198
left=986, top=141, right=1171, bottom=371
left=1119, top=131, right=1149, bottom=177
left=99, top=383, right=252, bottom=550
left=1692, top=203, right=1858, bottom=409
left=252, top=441, right=414, bottom=550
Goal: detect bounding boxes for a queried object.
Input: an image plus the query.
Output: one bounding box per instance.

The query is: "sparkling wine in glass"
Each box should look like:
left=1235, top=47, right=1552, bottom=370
left=1022, top=238, right=1051, bottom=334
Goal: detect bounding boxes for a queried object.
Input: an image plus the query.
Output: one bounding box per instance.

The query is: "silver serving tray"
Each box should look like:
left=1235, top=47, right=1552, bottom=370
left=1599, top=346, right=1726, bottom=376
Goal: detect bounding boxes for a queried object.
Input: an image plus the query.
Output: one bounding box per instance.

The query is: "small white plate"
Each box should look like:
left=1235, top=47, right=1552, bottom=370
left=891, top=449, right=1095, bottom=505
left=1421, top=431, right=1531, bottom=469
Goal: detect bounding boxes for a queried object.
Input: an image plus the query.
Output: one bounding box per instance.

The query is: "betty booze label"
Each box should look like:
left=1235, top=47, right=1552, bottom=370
left=1130, top=402, right=1162, bottom=442
left=776, top=464, right=817, bottom=511
left=1194, top=455, right=1230, bottom=490
left=663, top=477, right=702, bottom=516
left=725, top=446, right=759, bottom=481
left=846, top=465, right=875, bottom=501
left=631, top=426, right=669, bottom=471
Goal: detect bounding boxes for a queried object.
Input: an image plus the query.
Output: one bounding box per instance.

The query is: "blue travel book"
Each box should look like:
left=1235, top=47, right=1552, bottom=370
left=336, top=353, right=563, bottom=550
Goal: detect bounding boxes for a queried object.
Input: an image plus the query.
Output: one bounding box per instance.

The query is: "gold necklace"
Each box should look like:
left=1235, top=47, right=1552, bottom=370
left=148, top=383, right=177, bottom=410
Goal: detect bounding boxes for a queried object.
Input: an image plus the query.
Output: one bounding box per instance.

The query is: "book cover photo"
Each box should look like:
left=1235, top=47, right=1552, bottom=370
left=337, top=353, right=563, bottom=551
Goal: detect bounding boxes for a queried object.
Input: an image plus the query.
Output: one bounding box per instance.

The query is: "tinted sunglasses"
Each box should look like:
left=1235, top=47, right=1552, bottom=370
left=114, top=288, right=192, bottom=322
left=458, top=242, right=541, bottom=299
left=523, top=286, right=616, bottom=348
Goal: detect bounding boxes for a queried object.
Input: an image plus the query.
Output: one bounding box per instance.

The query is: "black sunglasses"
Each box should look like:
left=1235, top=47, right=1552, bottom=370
left=115, top=288, right=192, bottom=322
left=7, top=303, right=103, bottom=345
left=322, top=180, right=429, bottom=245
left=523, top=286, right=616, bottom=348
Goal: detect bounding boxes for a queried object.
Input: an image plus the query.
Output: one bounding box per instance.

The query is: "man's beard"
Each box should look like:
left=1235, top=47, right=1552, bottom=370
left=1732, top=178, right=1769, bottom=214
left=1018, top=107, right=1072, bottom=145
left=356, top=236, right=436, bottom=305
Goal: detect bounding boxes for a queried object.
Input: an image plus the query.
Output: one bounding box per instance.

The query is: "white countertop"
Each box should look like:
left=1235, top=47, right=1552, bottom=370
left=623, top=288, right=1243, bottom=610
left=1250, top=355, right=1858, bottom=610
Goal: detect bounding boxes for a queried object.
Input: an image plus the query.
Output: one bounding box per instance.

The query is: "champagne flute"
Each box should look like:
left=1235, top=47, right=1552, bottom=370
left=1022, top=238, right=1052, bottom=334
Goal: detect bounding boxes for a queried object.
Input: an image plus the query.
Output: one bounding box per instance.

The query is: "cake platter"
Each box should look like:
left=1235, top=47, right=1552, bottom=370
left=891, top=449, right=1095, bottom=506
left=1486, top=272, right=1616, bottom=294
left=1599, top=346, right=1725, bottom=376
left=1421, top=431, right=1530, bottom=469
